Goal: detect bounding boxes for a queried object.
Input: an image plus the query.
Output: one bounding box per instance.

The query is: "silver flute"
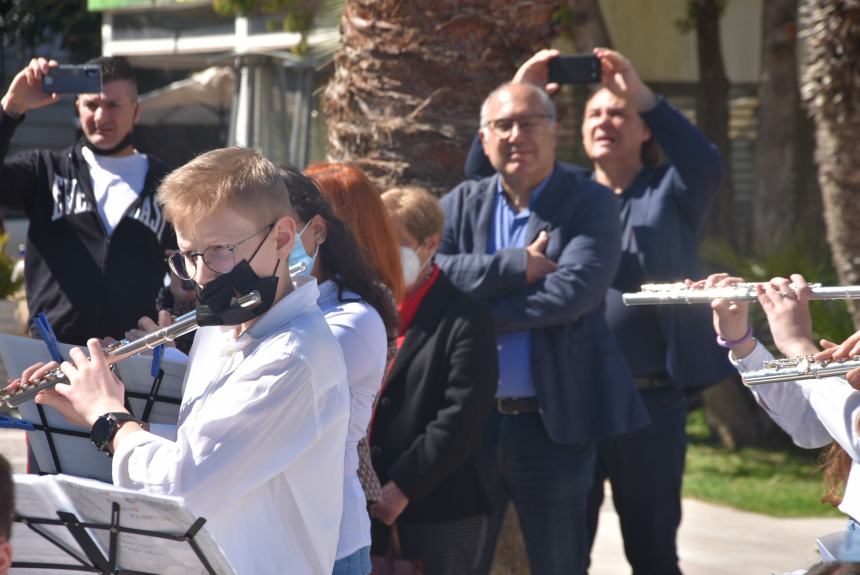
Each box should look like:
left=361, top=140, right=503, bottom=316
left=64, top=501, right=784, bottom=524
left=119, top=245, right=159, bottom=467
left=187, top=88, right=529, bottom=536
left=742, top=355, right=860, bottom=386
left=622, top=282, right=860, bottom=306
left=1, top=291, right=262, bottom=408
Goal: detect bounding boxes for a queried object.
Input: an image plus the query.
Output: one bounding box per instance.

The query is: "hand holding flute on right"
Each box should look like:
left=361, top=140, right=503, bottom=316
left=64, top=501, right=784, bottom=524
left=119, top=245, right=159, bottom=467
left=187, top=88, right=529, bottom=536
left=697, top=272, right=860, bottom=389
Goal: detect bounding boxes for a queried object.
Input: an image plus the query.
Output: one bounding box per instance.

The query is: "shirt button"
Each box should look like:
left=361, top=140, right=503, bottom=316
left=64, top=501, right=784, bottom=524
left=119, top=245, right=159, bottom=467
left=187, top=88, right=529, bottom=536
left=379, top=397, right=391, bottom=408
left=371, top=446, right=382, bottom=457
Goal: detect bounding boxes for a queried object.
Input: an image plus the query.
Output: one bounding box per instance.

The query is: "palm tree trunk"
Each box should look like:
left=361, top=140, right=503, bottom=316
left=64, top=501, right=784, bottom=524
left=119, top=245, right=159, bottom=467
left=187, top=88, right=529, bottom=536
left=565, top=0, right=612, bottom=50
left=694, top=0, right=735, bottom=245
left=800, top=0, right=860, bottom=327
left=324, top=1, right=560, bottom=195
left=753, top=0, right=800, bottom=255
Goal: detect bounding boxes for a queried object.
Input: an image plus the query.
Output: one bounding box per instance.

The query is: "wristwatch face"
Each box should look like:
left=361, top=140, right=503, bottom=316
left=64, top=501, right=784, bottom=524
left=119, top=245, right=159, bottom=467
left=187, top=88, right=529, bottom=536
left=90, top=415, right=116, bottom=452
left=90, top=413, right=135, bottom=453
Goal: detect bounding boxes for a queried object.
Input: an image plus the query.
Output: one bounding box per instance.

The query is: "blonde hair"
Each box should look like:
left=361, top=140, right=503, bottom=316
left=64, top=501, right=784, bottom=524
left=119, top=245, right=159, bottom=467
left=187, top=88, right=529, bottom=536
left=381, top=186, right=444, bottom=243
left=158, top=147, right=290, bottom=229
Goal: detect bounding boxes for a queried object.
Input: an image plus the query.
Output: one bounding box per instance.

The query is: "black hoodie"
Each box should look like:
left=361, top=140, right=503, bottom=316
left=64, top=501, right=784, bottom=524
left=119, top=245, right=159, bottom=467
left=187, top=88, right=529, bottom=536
left=0, top=108, right=176, bottom=344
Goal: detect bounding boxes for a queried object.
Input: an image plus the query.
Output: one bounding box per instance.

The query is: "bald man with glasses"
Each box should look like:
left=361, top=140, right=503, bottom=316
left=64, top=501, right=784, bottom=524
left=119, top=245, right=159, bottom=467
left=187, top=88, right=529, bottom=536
left=436, top=81, right=648, bottom=575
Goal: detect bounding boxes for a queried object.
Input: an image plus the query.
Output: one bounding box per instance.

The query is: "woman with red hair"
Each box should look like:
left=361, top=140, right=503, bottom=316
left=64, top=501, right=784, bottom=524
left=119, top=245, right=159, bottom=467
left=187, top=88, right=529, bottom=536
left=303, top=162, right=404, bottom=574
left=304, top=162, right=404, bottom=304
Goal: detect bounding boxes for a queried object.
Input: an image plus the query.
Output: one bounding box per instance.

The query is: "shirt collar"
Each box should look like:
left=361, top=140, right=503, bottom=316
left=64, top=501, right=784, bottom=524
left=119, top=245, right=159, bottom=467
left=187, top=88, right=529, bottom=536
left=317, top=278, right=359, bottom=308
left=496, top=167, right=555, bottom=210
left=242, top=275, right=320, bottom=342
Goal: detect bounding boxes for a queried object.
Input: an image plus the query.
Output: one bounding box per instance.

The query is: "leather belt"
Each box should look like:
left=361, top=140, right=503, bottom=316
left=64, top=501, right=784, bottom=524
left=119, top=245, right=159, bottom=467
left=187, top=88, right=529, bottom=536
left=633, top=375, right=673, bottom=390
left=496, top=397, right=539, bottom=415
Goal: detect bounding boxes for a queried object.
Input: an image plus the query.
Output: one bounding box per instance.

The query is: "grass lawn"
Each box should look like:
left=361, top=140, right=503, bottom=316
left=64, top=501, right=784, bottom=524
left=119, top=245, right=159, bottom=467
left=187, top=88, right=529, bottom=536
left=683, top=409, right=842, bottom=517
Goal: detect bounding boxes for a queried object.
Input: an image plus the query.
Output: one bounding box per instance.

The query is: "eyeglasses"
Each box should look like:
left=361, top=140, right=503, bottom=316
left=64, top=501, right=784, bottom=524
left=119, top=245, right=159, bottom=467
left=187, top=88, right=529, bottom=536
left=167, top=224, right=274, bottom=281
left=483, top=114, right=553, bottom=138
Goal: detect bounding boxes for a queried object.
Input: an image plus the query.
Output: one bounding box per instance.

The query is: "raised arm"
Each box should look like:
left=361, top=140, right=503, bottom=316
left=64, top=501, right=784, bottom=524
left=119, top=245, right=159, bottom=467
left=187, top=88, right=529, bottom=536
left=0, top=58, right=63, bottom=213
left=641, top=98, right=722, bottom=226
left=1, top=57, right=61, bottom=118
left=0, top=109, right=40, bottom=213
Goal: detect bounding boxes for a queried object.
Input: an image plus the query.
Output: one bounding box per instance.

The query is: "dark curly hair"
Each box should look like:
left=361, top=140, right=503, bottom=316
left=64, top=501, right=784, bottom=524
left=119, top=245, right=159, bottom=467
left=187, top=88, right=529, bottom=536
left=279, top=167, right=398, bottom=337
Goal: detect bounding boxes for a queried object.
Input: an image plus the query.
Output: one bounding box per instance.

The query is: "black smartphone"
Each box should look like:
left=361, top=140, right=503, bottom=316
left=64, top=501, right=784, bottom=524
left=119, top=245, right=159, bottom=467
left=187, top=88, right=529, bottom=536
left=42, top=65, right=102, bottom=94
left=547, top=55, right=601, bottom=85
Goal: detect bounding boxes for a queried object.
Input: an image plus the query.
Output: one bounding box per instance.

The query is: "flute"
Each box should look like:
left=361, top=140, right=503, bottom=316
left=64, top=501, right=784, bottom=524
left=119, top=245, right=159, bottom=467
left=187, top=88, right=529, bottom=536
left=622, top=283, right=860, bottom=306
left=742, top=355, right=860, bottom=386
left=1, top=290, right=262, bottom=408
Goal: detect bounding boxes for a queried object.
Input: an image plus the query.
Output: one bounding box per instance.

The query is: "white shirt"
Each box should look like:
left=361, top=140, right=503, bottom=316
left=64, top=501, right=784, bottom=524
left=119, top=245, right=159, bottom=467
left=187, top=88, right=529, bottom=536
left=81, top=146, right=149, bottom=235
left=732, top=342, right=860, bottom=519
left=317, top=280, right=387, bottom=559
left=112, top=277, right=350, bottom=574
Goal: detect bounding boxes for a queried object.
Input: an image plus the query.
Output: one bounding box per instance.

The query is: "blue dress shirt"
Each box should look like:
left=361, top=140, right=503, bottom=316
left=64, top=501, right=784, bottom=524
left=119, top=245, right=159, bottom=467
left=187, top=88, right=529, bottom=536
left=488, top=173, right=551, bottom=398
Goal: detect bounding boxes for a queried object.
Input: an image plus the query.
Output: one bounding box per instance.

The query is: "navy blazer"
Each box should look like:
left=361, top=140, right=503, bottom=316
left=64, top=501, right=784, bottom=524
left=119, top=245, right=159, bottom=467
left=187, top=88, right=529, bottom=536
left=437, top=165, right=650, bottom=445
left=624, top=99, right=734, bottom=389
left=463, top=98, right=733, bottom=391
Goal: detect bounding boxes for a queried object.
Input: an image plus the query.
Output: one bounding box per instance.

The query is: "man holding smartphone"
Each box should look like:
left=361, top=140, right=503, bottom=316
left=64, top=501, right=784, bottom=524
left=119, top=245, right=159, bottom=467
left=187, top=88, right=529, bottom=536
left=465, top=48, right=732, bottom=575
left=0, top=56, right=175, bottom=346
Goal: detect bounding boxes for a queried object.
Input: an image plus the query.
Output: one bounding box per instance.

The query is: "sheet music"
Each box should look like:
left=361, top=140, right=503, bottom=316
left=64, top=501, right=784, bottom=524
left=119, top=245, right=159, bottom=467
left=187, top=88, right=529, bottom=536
left=0, top=334, right=185, bottom=482
left=11, top=475, right=91, bottom=573
left=53, top=475, right=235, bottom=574
left=12, top=474, right=235, bottom=574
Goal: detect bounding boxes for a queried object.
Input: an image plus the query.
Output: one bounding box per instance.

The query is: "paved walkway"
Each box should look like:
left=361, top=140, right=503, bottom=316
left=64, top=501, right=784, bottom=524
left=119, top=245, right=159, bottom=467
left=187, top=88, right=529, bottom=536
left=0, top=428, right=845, bottom=573
left=590, top=488, right=843, bottom=574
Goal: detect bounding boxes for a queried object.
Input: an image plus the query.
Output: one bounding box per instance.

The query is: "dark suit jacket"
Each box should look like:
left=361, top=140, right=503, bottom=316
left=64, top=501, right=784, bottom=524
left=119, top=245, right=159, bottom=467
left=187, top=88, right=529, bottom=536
left=463, top=98, right=732, bottom=390
left=437, top=164, right=650, bottom=445
left=620, top=98, right=734, bottom=389
left=370, top=272, right=498, bottom=523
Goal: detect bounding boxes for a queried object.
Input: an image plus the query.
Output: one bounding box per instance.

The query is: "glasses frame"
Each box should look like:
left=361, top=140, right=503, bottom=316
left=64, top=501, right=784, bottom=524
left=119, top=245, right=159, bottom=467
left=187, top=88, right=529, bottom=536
left=482, top=113, right=554, bottom=139
left=167, top=223, right=274, bottom=281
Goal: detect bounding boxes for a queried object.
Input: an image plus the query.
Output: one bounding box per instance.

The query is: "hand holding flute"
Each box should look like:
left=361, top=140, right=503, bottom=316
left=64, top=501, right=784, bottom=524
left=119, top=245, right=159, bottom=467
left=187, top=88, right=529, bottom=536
left=703, top=273, right=757, bottom=360
left=807, top=322, right=860, bottom=389
left=17, top=338, right=125, bottom=429
left=704, top=272, right=818, bottom=358
left=702, top=273, right=860, bottom=388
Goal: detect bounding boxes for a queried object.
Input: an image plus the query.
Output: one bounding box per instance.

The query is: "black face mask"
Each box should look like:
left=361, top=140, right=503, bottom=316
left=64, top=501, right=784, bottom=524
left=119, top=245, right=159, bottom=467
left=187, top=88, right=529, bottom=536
left=195, top=260, right=279, bottom=326
left=83, top=130, right=135, bottom=156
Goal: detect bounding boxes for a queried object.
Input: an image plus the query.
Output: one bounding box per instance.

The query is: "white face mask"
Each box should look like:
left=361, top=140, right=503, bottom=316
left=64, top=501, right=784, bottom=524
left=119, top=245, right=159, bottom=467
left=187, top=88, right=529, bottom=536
left=400, top=245, right=430, bottom=290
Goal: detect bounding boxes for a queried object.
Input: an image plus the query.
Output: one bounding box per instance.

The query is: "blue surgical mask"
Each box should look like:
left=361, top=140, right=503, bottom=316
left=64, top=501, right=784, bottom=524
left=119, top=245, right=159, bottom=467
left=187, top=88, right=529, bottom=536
left=288, top=219, right=318, bottom=276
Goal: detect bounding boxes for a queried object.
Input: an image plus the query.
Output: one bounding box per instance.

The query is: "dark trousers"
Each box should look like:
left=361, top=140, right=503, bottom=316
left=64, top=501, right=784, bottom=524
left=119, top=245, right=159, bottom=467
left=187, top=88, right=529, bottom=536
left=371, top=515, right=487, bottom=575
left=586, top=386, right=687, bottom=575
left=478, top=410, right=596, bottom=575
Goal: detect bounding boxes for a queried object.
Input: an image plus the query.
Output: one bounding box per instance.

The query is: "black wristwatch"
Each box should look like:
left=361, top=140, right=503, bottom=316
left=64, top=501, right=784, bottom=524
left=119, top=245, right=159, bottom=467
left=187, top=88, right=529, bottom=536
left=90, top=412, right=138, bottom=453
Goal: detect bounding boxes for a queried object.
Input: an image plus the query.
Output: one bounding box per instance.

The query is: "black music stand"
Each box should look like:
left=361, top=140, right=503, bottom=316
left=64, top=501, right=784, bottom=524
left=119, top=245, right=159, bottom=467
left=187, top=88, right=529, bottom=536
left=13, top=501, right=228, bottom=574
left=26, top=368, right=180, bottom=478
